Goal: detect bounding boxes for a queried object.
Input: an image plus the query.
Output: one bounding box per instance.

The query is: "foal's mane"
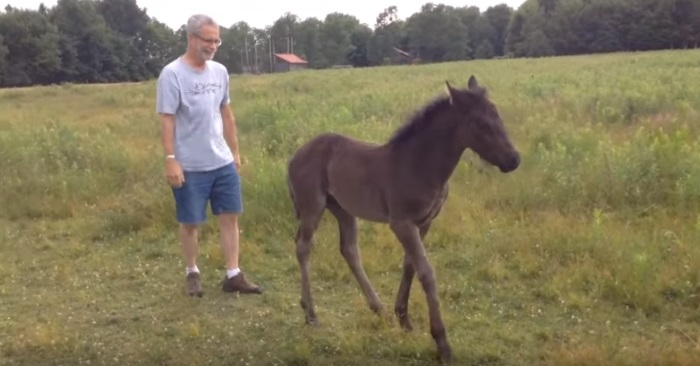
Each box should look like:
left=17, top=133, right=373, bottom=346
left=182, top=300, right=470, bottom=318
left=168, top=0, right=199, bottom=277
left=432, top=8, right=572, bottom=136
left=386, top=83, right=489, bottom=147
left=386, top=95, right=452, bottom=146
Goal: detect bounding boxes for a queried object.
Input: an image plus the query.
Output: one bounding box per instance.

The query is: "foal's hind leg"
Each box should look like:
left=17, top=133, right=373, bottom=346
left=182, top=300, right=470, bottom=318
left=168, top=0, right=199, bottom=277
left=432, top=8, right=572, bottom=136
left=326, top=197, right=383, bottom=314
left=394, top=222, right=431, bottom=331
left=295, top=203, right=325, bottom=325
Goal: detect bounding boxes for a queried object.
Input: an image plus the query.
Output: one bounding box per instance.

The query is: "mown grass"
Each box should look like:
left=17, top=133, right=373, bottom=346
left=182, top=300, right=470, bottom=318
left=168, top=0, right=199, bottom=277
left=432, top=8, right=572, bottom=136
left=1, top=49, right=699, bottom=365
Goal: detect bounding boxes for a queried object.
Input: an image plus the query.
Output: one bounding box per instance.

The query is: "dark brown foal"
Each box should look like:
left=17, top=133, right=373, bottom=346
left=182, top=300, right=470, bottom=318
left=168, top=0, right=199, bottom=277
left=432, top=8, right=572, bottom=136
left=286, top=75, right=520, bottom=363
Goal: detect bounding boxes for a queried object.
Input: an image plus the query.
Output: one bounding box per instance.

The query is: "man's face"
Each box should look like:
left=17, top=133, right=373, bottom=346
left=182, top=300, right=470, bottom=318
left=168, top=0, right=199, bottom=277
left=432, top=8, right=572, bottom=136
left=190, top=24, right=221, bottom=61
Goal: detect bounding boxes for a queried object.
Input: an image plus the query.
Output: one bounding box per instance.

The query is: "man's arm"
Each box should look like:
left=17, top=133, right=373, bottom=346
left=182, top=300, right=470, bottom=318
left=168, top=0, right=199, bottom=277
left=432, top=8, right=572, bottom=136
left=160, top=113, right=176, bottom=157
left=160, top=112, right=184, bottom=187
left=221, top=103, right=240, bottom=160
left=220, top=68, right=240, bottom=162
left=156, top=67, right=180, bottom=158
left=156, top=67, right=184, bottom=187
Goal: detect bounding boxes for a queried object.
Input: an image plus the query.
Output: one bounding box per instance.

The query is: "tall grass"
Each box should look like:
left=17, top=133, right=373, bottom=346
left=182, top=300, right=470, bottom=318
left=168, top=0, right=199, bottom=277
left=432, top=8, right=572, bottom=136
left=1, top=50, right=699, bottom=365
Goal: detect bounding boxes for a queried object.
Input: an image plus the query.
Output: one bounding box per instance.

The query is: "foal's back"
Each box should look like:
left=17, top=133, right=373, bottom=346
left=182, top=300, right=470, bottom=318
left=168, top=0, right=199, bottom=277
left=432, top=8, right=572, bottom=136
left=287, top=132, right=393, bottom=222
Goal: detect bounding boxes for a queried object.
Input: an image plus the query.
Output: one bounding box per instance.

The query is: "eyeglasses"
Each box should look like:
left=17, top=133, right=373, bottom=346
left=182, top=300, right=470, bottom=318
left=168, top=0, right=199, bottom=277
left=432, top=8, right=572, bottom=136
left=192, top=33, right=222, bottom=46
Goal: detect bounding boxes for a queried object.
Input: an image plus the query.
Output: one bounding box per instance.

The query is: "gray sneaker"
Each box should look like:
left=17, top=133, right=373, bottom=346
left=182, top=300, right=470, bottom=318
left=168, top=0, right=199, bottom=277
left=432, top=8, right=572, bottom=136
left=221, top=272, right=262, bottom=294
left=186, top=272, right=203, bottom=297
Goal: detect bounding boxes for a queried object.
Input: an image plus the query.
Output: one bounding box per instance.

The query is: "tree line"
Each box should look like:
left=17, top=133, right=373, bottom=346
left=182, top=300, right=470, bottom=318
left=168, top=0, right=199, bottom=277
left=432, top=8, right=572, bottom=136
left=1, top=0, right=698, bottom=88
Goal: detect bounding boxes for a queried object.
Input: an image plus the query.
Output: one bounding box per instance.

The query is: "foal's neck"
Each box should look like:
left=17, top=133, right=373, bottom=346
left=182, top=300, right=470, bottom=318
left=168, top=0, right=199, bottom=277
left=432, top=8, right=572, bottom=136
left=393, top=112, right=465, bottom=188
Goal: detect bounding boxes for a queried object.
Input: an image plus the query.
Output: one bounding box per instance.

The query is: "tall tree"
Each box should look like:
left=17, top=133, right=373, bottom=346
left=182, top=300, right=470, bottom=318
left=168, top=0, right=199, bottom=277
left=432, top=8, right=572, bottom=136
left=505, top=11, right=527, bottom=56
left=1, top=0, right=698, bottom=85
left=294, top=18, right=326, bottom=68
left=319, top=13, right=364, bottom=67
left=0, top=8, right=62, bottom=86
left=225, top=21, right=254, bottom=73
left=484, top=4, right=514, bottom=56
left=375, top=5, right=399, bottom=28
left=405, top=4, right=470, bottom=62
left=48, top=0, right=126, bottom=82
left=141, top=18, right=180, bottom=75
left=0, top=35, right=9, bottom=85
left=347, top=24, right=373, bottom=67
left=270, top=12, right=299, bottom=54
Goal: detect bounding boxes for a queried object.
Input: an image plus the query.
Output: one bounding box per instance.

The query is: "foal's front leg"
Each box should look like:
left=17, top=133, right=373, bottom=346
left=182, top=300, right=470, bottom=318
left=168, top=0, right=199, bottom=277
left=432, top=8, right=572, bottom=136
left=394, top=222, right=431, bottom=332
left=390, top=221, right=451, bottom=363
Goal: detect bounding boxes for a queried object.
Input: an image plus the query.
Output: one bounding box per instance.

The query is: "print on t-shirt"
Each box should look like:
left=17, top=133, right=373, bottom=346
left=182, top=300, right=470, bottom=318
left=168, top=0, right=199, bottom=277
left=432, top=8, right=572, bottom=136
left=187, top=82, right=222, bottom=96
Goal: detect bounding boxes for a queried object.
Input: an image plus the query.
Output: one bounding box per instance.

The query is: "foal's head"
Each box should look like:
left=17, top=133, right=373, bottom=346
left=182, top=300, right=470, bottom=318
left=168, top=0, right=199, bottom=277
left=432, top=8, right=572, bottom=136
left=445, top=76, right=520, bottom=173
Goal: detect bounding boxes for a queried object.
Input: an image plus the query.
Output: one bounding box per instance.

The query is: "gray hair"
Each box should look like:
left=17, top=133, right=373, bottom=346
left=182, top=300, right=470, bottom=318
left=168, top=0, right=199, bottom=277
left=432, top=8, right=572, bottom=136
left=186, top=14, right=218, bottom=35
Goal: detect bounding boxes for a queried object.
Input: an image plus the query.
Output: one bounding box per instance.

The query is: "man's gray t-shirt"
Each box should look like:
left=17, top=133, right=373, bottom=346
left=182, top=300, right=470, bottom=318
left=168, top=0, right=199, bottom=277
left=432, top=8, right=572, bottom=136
left=156, top=57, right=233, bottom=172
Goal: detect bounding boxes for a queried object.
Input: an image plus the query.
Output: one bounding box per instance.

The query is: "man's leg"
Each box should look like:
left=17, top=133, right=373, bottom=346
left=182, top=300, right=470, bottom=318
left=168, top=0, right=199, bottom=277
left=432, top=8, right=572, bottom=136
left=180, top=224, right=200, bottom=267
left=218, top=213, right=240, bottom=275
left=180, top=223, right=201, bottom=295
left=210, top=163, right=262, bottom=294
left=172, top=170, right=211, bottom=297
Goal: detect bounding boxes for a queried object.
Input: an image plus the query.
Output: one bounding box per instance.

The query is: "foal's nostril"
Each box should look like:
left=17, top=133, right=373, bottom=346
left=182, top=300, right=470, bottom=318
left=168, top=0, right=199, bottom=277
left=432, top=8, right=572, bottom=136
left=501, top=153, right=520, bottom=172
left=511, top=154, right=521, bottom=168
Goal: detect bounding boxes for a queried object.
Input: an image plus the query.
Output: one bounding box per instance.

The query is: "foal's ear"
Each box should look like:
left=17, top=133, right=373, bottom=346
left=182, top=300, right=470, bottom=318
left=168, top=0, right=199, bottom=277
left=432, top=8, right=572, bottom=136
left=445, top=81, right=458, bottom=104
left=468, top=75, right=479, bottom=90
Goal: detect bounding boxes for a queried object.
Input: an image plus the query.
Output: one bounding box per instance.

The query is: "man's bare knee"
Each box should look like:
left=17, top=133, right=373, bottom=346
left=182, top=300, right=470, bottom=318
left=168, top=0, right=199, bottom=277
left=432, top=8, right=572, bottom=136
left=180, top=224, right=198, bottom=235
left=217, top=213, right=239, bottom=225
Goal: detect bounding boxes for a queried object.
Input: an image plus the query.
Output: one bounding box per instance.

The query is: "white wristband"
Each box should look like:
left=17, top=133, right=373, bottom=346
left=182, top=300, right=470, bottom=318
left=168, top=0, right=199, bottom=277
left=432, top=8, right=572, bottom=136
left=165, top=155, right=175, bottom=160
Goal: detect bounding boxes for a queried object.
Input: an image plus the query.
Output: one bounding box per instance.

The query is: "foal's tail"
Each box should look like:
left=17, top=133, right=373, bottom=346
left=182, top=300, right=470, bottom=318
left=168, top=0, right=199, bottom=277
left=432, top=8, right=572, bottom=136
left=286, top=166, right=301, bottom=221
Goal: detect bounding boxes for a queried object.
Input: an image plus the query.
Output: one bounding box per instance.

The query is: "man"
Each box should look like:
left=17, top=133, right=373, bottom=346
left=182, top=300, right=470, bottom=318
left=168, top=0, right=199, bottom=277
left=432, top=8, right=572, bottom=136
left=156, top=14, right=261, bottom=297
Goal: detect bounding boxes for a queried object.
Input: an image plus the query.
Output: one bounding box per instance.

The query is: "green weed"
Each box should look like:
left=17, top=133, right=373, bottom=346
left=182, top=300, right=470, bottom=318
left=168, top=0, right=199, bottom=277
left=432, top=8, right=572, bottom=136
left=1, top=49, right=699, bottom=365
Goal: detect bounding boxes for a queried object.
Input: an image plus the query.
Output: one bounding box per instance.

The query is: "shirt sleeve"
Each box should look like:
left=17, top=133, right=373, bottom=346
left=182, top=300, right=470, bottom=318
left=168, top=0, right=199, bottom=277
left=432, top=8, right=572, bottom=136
left=221, top=66, right=231, bottom=106
left=156, top=67, right=180, bottom=115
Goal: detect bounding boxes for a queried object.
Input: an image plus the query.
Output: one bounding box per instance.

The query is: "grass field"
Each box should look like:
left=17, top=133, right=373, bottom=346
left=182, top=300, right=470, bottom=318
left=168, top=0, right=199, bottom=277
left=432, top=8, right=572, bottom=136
left=1, top=49, right=699, bottom=366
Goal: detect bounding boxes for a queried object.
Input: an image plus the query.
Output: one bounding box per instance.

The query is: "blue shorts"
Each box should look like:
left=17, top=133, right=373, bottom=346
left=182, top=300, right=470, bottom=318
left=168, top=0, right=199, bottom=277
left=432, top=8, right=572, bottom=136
left=171, top=162, right=243, bottom=224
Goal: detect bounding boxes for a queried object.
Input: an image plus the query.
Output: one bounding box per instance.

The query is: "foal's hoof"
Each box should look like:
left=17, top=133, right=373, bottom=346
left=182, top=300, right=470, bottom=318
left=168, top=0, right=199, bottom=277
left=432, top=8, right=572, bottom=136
left=369, top=302, right=384, bottom=314
left=399, top=319, right=413, bottom=332
left=395, top=311, right=413, bottom=331
left=438, top=347, right=452, bottom=364
left=299, top=300, right=318, bottom=326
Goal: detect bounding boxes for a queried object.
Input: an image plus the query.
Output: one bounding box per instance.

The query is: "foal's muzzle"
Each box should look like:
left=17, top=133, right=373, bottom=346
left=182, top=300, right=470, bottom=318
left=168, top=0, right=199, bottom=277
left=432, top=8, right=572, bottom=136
left=499, top=152, right=520, bottom=173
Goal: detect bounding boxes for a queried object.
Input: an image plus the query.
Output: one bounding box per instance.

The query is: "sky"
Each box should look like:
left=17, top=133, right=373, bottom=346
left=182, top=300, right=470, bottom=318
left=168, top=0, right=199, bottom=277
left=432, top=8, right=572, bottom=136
left=3, top=0, right=526, bottom=30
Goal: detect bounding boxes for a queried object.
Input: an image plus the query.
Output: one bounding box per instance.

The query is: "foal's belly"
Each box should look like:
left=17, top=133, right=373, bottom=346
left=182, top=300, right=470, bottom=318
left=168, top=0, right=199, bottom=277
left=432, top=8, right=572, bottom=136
left=326, top=146, right=389, bottom=222
left=329, top=187, right=390, bottom=222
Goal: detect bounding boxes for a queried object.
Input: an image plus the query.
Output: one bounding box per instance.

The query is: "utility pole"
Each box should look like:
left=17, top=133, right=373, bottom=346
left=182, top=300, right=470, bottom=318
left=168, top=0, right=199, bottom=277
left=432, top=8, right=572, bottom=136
left=269, top=36, right=273, bottom=73
left=240, top=51, right=244, bottom=73
left=287, top=24, right=291, bottom=53
left=272, top=40, right=276, bottom=73
left=244, top=36, right=250, bottom=71
left=253, top=38, right=258, bottom=73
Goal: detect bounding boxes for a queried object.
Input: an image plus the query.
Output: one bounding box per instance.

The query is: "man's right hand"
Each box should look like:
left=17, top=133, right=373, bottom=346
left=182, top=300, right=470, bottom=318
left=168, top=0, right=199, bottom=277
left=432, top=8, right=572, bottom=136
left=166, top=157, right=185, bottom=188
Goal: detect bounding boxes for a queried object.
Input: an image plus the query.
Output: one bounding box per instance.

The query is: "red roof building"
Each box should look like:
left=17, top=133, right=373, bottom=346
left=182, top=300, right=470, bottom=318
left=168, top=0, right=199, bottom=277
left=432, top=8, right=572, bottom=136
left=273, top=53, right=308, bottom=72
